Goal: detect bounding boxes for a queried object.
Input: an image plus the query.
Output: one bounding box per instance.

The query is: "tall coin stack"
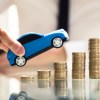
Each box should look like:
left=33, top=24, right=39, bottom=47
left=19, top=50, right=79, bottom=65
left=89, top=38, right=100, bottom=79
left=54, top=62, right=67, bottom=80
left=72, top=52, right=85, bottom=79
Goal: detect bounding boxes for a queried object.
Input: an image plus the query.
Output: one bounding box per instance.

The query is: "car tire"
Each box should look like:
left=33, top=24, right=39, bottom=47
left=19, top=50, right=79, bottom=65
left=15, top=56, right=27, bottom=67
left=52, top=37, right=63, bottom=48
left=19, top=91, right=28, bottom=97
left=16, top=95, right=26, bottom=100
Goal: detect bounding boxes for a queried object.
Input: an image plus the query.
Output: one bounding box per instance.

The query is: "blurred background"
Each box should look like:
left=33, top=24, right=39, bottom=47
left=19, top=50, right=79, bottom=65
left=0, top=0, right=100, bottom=99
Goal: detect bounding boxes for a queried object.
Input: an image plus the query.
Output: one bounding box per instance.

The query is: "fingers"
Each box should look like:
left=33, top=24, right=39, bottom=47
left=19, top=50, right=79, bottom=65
left=0, top=28, right=25, bottom=56
left=0, top=41, right=8, bottom=52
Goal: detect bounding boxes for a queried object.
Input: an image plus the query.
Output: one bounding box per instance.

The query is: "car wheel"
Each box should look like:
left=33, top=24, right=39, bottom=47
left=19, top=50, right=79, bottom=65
left=19, top=91, right=28, bottom=97
left=16, top=95, right=26, bottom=100
left=15, top=56, right=26, bottom=67
left=52, top=37, right=63, bottom=48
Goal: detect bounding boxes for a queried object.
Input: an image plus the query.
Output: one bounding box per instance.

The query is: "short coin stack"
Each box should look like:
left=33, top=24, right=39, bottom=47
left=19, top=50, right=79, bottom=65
left=89, top=38, right=100, bottom=79
left=72, top=52, right=85, bottom=79
left=20, top=76, right=34, bottom=82
left=37, top=70, right=51, bottom=80
left=54, top=62, right=67, bottom=80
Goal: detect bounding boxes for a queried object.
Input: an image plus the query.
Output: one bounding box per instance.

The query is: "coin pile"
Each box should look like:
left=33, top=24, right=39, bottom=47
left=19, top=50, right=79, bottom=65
left=54, top=80, right=68, bottom=97
left=20, top=76, right=34, bottom=82
left=72, top=52, right=85, bottom=79
left=37, top=70, right=51, bottom=79
left=89, top=38, right=100, bottom=79
left=54, top=62, right=67, bottom=80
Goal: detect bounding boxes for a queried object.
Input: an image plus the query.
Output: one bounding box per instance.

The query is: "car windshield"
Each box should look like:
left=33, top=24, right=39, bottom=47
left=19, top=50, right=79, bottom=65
left=18, top=33, right=43, bottom=44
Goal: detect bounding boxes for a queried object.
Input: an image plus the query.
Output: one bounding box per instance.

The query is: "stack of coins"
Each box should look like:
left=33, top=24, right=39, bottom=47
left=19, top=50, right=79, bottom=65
left=72, top=52, right=85, bottom=79
left=20, top=76, right=34, bottom=82
left=89, top=38, right=100, bottom=79
left=54, top=62, right=67, bottom=80
left=54, top=80, right=68, bottom=97
left=37, top=70, right=51, bottom=79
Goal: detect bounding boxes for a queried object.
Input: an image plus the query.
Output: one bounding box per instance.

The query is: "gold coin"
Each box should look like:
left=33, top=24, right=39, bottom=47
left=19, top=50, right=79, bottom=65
left=89, top=57, right=100, bottom=60
left=72, top=75, right=85, bottom=79
left=89, top=75, right=100, bottom=79
left=72, top=74, right=85, bottom=77
left=89, top=50, right=100, bottom=52
left=20, top=76, right=34, bottom=81
left=72, top=52, right=85, bottom=55
left=89, top=60, right=100, bottom=62
left=54, top=71, right=67, bottom=80
left=89, top=43, right=100, bottom=46
left=89, top=54, right=100, bottom=58
left=72, top=63, right=85, bottom=66
left=89, top=47, right=100, bottom=52
left=89, top=67, right=100, bottom=70
left=72, top=65, right=85, bottom=68
left=73, top=59, right=85, bottom=63
left=72, top=69, right=85, bottom=73
left=89, top=65, right=100, bottom=67
left=55, top=73, right=67, bottom=77
left=72, top=74, right=85, bottom=76
left=89, top=58, right=100, bottom=62
left=72, top=55, right=85, bottom=58
left=89, top=44, right=100, bottom=46
left=89, top=70, right=100, bottom=73
left=89, top=38, right=100, bottom=40
left=72, top=63, right=85, bottom=68
left=89, top=38, right=100, bottom=43
left=72, top=75, right=85, bottom=78
left=72, top=73, right=85, bottom=76
left=72, top=56, right=85, bottom=59
left=72, top=61, right=85, bottom=67
left=38, top=70, right=51, bottom=79
left=54, top=62, right=67, bottom=70
left=54, top=62, right=67, bottom=65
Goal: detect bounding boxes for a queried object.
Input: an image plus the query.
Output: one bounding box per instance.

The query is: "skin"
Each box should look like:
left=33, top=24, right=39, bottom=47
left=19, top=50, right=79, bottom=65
left=0, top=28, right=25, bottom=56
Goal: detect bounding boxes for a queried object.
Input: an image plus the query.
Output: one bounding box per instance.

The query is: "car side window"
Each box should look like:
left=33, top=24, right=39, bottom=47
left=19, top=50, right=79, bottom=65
left=18, top=34, right=43, bottom=44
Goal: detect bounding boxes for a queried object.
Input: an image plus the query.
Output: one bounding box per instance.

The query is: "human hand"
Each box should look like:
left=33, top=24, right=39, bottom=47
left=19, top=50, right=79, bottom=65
left=0, top=28, right=25, bottom=56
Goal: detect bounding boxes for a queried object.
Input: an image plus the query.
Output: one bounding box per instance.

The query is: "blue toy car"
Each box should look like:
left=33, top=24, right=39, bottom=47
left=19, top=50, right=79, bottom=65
left=7, top=29, right=69, bottom=67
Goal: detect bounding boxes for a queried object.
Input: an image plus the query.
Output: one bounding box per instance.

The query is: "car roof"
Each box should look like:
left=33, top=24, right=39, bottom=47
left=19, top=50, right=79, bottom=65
left=18, top=32, right=44, bottom=44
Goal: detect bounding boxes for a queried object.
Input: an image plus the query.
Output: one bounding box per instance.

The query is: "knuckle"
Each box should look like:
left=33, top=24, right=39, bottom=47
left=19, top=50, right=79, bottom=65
left=0, top=29, right=6, bottom=39
left=0, top=41, right=2, bottom=47
left=9, top=42, right=14, bottom=48
left=10, top=43, right=19, bottom=52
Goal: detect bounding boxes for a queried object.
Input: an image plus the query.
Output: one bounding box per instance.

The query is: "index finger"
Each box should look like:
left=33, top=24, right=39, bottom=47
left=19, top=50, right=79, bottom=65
left=0, top=28, right=25, bottom=56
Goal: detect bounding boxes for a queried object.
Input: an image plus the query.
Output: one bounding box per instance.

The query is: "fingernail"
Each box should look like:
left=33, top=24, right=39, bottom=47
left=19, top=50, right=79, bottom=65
left=17, top=47, right=25, bottom=56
